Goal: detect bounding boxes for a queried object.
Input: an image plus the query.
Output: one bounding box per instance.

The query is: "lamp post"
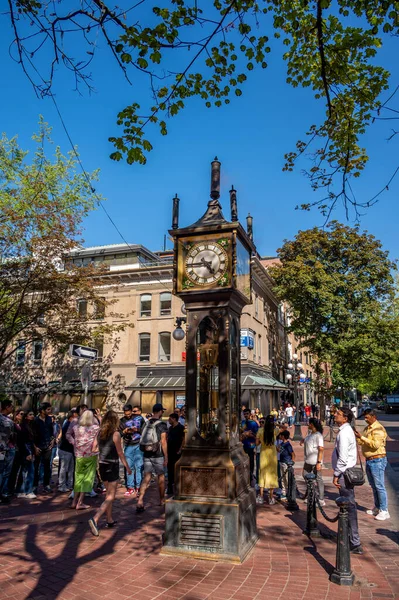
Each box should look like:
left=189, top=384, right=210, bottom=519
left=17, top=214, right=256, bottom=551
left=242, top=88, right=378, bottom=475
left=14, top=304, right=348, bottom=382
left=172, top=316, right=187, bottom=341
left=286, top=354, right=306, bottom=441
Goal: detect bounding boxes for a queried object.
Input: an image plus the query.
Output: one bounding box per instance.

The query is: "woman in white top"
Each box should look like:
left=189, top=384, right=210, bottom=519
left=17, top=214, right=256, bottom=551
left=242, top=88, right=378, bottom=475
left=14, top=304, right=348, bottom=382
left=300, top=418, right=325, bottom=505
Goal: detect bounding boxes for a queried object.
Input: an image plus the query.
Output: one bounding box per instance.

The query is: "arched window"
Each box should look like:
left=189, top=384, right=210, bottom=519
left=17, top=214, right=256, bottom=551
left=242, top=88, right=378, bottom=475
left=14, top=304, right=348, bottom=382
left=139, top=333, right=151, bottom=362
left=140, top=294, right=152, bottom=317
left=158, top=332, right=171, bottom=362
left=160, top=292, right=172, bottom=316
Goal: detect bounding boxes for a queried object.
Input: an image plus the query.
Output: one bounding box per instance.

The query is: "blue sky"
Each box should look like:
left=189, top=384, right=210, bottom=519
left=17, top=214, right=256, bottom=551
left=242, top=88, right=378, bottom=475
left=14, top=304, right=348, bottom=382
left=1, top=6, right=398, bottom=261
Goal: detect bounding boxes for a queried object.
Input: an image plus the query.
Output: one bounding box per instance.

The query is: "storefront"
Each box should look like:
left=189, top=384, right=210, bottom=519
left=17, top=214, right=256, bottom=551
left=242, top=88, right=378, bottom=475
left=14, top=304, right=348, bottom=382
left=128, top=365, right=286, bottom=417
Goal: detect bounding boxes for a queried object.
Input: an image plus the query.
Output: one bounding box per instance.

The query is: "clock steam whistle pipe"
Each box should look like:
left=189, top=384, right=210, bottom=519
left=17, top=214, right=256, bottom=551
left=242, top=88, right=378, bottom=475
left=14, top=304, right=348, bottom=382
left=246, top=213, right=253, bottom=241
left=230, top=186, right=238, bottom=221
left=172, top=194, right=180, bottom=230
left=210, top=157, right=221, bottom=200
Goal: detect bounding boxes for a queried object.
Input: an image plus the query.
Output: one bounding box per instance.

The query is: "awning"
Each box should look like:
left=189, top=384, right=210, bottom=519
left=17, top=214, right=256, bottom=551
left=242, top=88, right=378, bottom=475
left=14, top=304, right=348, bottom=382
left=128, top=376, right=186, bottom=391
left=242, top=374, right=288, bottom=390
left=128, top=373, right=286, bottom=391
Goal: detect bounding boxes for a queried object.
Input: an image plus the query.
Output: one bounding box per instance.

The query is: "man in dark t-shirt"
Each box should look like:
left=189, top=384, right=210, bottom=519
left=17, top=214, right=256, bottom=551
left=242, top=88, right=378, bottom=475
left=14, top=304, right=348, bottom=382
left=167, top=413, right=185, bottom=495
left=58, top=411, right=77, bottom=492
left=136, top=403, right=167, bottom=512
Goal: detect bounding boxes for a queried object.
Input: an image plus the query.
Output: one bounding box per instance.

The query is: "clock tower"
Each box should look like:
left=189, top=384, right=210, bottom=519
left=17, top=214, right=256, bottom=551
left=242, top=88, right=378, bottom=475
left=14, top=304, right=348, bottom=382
left=162, top=158, right=258, bottom=563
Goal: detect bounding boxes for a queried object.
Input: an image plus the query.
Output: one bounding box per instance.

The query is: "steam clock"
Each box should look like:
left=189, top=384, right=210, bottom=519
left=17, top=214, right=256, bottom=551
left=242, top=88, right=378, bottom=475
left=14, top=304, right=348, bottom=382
left=162, top=159, right=258, bottom=563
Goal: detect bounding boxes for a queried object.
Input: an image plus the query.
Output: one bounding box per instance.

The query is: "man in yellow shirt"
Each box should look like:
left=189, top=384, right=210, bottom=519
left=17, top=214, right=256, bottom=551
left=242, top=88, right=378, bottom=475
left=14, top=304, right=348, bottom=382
left=355, top=409, right=389, bottom=521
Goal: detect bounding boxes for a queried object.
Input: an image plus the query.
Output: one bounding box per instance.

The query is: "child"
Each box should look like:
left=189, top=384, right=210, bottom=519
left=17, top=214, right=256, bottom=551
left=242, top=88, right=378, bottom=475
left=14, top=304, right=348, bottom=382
left=277, top=430, right=295, bottom=500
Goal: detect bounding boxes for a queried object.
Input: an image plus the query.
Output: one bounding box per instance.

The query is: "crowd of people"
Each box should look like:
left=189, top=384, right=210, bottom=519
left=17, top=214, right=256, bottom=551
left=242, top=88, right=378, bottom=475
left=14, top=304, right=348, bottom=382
left=0, top=396, right=391, bottom=549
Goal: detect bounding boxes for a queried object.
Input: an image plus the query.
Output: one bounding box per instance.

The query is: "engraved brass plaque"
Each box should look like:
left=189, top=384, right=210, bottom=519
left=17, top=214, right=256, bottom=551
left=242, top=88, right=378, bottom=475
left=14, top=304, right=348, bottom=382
left=180, top=467, right=227, bottom=498
left=180, top=513, right=223, bottom=548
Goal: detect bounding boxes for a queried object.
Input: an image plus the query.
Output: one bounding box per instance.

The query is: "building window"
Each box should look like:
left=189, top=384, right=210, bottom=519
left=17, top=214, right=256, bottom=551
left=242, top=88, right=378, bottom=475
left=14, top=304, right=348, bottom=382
left=77, top=299, right=88, bottom=318
left=258, top=334, right=261, bottom=364
left=159, top=332, right=171, bottom=362
left=252, top=332, right=256, bottom=357
left=93, top=337, right=104, bottom=359
left=160, top=292, right=172, bottom=316
left=255, top=295, right=259, bottom=318
left=94, top=297, right=106, bottom=320
left=32, top=340, right=43, bottom=363
left=268, top=340, right=273, bottom=363
left=16, top=340, right=26, bottom=367
left=139, top=333, right=151, bottom=362
left=140, top=294, right=152, bottom=317
left=305, top=352, right=309, bottom=365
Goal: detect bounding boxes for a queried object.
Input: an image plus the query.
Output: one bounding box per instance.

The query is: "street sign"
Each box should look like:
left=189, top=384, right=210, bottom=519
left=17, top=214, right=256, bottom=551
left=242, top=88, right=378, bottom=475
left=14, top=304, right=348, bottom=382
left=69, top=344, right=98, bottom=360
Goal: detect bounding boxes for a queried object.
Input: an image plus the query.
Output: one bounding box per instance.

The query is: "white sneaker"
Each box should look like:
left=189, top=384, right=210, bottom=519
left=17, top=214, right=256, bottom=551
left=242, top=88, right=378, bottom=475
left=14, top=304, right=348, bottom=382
left=25, top=493, right=37, bottom=499
left=375, top=510, right=390, bottom=521
left=318, top=499, right=326, bottom=506
left=16, top=493, right=26, bottom=498
left=256, top=496, right=264, bottom=504
left=366, top=507, right=379, bottom=516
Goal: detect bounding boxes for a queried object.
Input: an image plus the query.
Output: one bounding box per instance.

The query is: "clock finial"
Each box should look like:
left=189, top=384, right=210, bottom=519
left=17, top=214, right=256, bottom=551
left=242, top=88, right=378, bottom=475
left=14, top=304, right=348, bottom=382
left=210, top=157, right=221, bottom=201
left=172, top=194, right=180, bottom=230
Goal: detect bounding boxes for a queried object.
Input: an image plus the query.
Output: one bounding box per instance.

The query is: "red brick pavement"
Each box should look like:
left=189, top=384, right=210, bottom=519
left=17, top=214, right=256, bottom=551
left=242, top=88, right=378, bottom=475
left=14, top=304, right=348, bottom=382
left=0, top=434, right=398, bottom=600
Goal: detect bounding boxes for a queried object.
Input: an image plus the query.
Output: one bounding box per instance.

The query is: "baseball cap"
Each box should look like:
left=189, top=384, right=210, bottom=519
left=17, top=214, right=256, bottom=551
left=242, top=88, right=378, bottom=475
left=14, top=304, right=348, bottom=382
left=152, top=403, right=165, bottom=412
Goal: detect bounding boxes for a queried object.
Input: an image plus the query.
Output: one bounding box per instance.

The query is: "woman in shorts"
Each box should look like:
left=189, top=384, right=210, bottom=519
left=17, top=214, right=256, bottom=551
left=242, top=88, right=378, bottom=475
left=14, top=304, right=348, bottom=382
left=88, top=411, right=131, bottom=536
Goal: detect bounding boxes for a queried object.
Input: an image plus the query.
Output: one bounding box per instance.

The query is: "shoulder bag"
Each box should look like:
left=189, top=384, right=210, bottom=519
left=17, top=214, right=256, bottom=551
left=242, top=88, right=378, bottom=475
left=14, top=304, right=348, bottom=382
left=344, top=451, right=365, bottom=487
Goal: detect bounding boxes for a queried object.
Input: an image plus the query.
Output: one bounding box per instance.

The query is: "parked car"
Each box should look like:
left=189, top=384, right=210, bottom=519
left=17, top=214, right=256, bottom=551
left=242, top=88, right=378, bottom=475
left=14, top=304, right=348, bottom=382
left=385, top=395, right=399, bottom=414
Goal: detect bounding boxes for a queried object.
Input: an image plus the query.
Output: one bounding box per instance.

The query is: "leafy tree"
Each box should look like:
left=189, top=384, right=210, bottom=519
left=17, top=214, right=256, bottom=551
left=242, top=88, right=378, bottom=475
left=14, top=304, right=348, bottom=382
left=4, top=1, right=399, bottom=216
left=0, top=121, right=128, bottom=377
left=270, top=221, right=397, bottom=395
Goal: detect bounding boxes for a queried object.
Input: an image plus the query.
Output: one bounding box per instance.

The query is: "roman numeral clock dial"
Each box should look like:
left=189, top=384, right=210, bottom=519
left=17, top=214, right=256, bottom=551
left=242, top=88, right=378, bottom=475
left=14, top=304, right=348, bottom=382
left=185, top=242, right=228, bottom=286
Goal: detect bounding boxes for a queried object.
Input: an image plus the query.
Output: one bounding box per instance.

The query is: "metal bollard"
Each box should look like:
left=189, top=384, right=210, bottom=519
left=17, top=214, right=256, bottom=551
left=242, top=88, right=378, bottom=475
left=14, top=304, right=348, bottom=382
left=303, top=472, right=321, bottom=537
left=330, top=497, right=355, bottom=586
left=286, top=461, right=299, bottom=511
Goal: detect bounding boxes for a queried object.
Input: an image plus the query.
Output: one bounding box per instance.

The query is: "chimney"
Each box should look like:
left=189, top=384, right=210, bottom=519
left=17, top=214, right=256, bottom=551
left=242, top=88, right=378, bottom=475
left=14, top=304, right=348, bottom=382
left=230, top=186, right=238, bottom=221
left=210, top=157, right=221, bottom=201
left=172, top=194, right=179, bottom=229
left=246, top=213, right=253, bottom=241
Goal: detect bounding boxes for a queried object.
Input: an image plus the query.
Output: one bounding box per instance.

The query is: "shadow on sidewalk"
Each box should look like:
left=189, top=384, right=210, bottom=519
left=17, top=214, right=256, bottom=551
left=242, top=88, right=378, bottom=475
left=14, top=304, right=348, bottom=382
left=375, top=527, right=399, bottom=546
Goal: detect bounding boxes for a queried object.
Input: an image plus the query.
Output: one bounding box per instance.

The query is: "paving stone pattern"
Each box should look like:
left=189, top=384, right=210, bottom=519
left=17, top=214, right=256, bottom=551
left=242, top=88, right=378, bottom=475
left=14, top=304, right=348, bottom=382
left=0, top=434, right=398, bottom=600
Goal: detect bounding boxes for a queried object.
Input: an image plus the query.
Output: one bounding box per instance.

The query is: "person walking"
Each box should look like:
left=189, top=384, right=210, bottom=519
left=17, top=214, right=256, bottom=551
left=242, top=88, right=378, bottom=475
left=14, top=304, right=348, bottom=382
left=240, top=408, right=259, bottom=485
left=136, top=404, right=168, bottom=513
left=285, top=404, right=294, bottom=427
left=67, top=409, right=99, bottom=510
left=256, top=415, right=278, bottom=505
left=167, top=413, right=185, bottom=496
left=119, top=404, right=145, bottom=497
left=16, top=411, right=36, bottom=499
left=332, top=407, right=362, bottom=554
left=88, top=411, right=131, bottom=536
left=33, top=402, right=54, bottom=494
left=58, top=411, right=78, bottom=492
left=355, top=408, right=389, bottom=521
left=301, top=418, right=325, bottom=506
left=0, top=400, right=15, bottom=504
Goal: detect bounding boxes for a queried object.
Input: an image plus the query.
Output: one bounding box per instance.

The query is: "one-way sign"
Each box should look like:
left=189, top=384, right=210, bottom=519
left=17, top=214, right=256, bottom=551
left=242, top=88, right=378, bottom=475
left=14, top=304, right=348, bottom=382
left=69, top=344, right=98, bottom=361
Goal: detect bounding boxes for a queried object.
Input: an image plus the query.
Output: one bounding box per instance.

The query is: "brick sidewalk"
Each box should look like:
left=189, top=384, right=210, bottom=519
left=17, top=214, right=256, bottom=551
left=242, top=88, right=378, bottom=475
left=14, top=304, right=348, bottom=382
left=0, top=435, right=398, bottom=600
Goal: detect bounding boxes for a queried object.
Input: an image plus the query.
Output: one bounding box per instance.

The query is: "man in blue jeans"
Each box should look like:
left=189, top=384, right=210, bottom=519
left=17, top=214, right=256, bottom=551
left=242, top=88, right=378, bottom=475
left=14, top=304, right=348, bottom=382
left=355, top=409, right=389, bottom=521
left=120, top=404, right=145, bottom=497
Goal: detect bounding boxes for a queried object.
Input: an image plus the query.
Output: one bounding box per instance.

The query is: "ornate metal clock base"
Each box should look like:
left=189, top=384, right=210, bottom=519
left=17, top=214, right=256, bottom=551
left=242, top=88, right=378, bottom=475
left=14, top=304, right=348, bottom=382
left=161, top=446, right=258, bottom=563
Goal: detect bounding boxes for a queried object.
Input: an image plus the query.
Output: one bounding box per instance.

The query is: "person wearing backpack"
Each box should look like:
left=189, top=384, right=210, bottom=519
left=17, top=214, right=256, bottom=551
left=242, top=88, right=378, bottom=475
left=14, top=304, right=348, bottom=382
left=136, top=403, right=168, bottom=513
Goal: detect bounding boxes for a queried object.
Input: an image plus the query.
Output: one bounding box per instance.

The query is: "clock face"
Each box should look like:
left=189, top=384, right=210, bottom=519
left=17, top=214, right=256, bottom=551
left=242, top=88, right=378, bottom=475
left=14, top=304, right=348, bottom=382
left=185, top=242, right=228, bottom=286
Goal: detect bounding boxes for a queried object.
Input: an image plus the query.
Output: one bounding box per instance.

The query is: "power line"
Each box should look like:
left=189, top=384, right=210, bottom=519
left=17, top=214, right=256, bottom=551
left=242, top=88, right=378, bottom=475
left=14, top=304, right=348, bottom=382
left=49, top=93, right=172, bottom=291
